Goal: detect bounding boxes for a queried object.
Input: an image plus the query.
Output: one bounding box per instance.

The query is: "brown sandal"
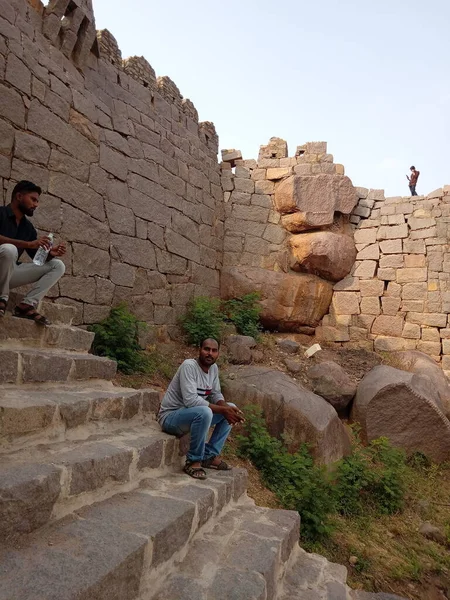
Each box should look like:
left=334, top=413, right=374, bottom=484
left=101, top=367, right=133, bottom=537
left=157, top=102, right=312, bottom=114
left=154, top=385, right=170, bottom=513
left=0, top=299, right=6, bottom=317
left=202, top=456, right=232, bottom=471
left=14, top=304, right=51, bottom=326
left=184, top=460, right=207, bottom=480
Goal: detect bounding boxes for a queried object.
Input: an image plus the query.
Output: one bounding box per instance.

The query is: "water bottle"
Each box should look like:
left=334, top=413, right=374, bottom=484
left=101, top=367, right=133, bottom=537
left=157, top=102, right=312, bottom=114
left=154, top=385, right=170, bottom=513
left=33, top=233, right=53, bottom=266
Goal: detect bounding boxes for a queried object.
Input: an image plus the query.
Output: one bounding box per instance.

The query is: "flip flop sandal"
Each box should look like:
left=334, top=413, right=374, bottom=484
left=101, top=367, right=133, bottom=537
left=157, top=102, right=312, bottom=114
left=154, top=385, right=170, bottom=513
left=202, top=456, right=232, bottom=471
left=0, top=299, right=6, bottom=317
left=184, top=461, right=207, bottom=480
left=14, top=304, right=51, bottom=326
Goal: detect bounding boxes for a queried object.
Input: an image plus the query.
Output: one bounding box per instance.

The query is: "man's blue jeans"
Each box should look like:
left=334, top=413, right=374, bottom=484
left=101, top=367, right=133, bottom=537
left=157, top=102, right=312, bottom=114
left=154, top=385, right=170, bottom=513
left=409, top=185, right=417, bottom=196
left=161, top=404, right=235, bottom=463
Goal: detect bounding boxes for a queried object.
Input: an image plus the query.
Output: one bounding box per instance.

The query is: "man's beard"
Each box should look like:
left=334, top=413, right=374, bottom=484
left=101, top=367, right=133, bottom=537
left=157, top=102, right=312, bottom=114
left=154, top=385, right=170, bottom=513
left=18, top=201, right=34, bottom=217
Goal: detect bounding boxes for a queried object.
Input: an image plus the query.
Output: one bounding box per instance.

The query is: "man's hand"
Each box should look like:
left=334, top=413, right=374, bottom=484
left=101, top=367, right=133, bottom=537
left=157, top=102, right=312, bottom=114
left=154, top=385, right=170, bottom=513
left=27, top=236, right=52, bottom=250
left=49, top=242, right=67, bottom=257
left=222, top=405, right=245, bottom=425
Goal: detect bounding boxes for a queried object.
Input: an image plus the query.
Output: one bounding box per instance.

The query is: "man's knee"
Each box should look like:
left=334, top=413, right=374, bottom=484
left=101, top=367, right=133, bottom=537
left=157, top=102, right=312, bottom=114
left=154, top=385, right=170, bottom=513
left=49, top=258, right=65, bottom=277
left=227, top=402, right=237, bottom=408
left=0, top=244, right=18, bottom=264
left=195, top=405, right=213, bottom=422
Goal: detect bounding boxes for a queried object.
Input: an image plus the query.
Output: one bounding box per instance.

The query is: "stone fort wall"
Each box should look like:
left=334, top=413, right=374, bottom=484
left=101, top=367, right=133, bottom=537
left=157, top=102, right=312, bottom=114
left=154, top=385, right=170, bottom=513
left=316, top=186, right=450, bottom=375
left=0, top=0, right=223, bottom=330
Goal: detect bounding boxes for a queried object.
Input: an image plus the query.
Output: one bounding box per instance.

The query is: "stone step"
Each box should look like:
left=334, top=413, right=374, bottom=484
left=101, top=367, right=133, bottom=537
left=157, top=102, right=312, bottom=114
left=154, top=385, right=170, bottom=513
left=0, top=347, right=117, bottom=384
left=0, top=423, right=182, bottom=541
left=7, top=294, right=77, bottom=325
left=0, top=468, right=248, bottom=600
left=0, top=315, right=94, bottom=351
left=0, top=383, right=161, bottom=450
left=150, top=504, right=300, bottom=600
left=279, top=545, right=350, bottom=599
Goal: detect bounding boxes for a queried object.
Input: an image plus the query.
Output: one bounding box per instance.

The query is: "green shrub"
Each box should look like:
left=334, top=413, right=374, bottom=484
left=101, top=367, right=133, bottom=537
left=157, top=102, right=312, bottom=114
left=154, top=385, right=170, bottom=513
left=236, top=407, right=408, bottom=542
left=223, top=292, right=262, bottom=339
left=181, top=293, right=263, bottom=345
left=180, top=296, right=224, bottom=346
left=334, top=433, right=407, bottom=516
left=88, top=303, right=149, bottom=374
left=236, top=405, right=335, bottom=541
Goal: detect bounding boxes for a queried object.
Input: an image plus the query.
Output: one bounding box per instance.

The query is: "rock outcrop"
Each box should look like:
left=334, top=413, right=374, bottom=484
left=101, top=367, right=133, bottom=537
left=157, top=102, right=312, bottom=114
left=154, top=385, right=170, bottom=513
left=274, top=174, right=358, bottom=227
left=223, top=366, right=351, bottom=464
left=352, top=365, right=450, bottom=462
left=307, top=361, right=357, bottom=413
left=221, top=267, right=333, bottom=331
left=392, top=350, right=450, bottom=418
left=290, top=231, right=357, bottom=282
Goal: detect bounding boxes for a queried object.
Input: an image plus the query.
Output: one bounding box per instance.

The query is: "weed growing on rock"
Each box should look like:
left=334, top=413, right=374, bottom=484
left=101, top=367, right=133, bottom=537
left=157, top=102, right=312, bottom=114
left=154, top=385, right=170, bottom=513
left=89, top=303, right=150, bottom=374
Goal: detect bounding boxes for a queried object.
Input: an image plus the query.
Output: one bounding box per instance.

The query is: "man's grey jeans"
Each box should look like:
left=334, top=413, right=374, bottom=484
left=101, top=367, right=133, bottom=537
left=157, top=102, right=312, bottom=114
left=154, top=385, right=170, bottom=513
left=0, top=244, right=65, bottom=307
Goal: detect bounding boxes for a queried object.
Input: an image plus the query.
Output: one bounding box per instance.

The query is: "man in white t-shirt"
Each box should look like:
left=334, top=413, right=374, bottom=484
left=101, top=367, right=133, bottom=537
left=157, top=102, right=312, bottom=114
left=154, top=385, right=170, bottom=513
left=158, top=337, right=244, bottom=480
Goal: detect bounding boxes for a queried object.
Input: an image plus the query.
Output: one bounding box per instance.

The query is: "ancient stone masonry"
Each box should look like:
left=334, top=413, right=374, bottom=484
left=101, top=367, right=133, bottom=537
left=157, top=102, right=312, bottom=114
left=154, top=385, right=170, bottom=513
left=0, top=0, right=223, bottom=329
left=220, top=137, right=358, bottom=331
left=316, top=185, right=450, bottom=375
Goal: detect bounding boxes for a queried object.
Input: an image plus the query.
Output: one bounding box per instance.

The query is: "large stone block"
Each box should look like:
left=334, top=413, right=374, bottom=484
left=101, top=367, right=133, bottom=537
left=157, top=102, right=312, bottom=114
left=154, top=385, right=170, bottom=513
left=289, top=231, right=356, bottom=282
left=14, top=132, right=50, bottom=165
left=221, top=266, right=332, bottom=330
left=72, top=243, right=110, bottom=278
left=224, top=367, right=350, bottom=464
left=61, top=204, right=110, bottom=250
left=49, top=172, right=105, bottom=221
left=396, top=268, right=427, bottom=284
left=352, top=365, right=450, bottom=462
left=100, top=144, right=128, bottom=181
left=59, top=443, right=133, bottom=495
left=332, top=291, right=360, bottom=315
left=274, top=174, right=357, bottom=223
left=0, top=82, right=25, bottom=127
left=0, top=463, right=61, bottom=539
left=371, top=315, right=404, bottom=337
left=28, top=100, right=97, bottom=163
left=111, top=234, right=156, bottom=270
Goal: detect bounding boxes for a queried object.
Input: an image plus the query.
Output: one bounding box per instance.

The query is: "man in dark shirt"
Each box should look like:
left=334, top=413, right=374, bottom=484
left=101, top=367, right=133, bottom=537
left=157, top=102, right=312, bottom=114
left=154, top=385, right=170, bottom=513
left=407, top=166, right=420, bottom=196
left=0, top=180, right=66, bottom=325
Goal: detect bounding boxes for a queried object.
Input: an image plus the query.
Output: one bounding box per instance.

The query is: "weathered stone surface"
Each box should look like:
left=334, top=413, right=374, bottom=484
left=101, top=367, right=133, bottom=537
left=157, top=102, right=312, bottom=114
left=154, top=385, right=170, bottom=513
left=221, top=267, right=333, bottom=331
left=59, top=443, right=133, bottom=495
left=307, top=361, right=356, bottom=412
left=371, top=315, right=404, bottom=337
left=14, top=132, right=50, bottom=165
left=289, top=231, right=356, bottom=282
left=392, top=351, right=450, bottom=418
left=332, top=292, right=360, bottom=315
left=0, top=517, right=146, bottom=600
left=77, top=492, right=195, bottom=566
left=226, top=341, right=253, bottom=365
left=277, top=339, right=300, bottom=354
left=0, top=463, right=61, bottom=539
left=352, top=365, right=450, bottom=462
left=274, top=175, right=357, bottom=224
left=224, top=367, right=350, bottom=464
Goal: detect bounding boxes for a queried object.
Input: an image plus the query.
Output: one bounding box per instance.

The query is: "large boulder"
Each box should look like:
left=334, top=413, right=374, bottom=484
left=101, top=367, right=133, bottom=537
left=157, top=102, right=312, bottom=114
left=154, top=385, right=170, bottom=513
left=307, top=361, right=357, bottom=412
left=392, top=350, right=450, bottom=418
left=352, top=365, right=450, bottom=462
left=274, top=174, right=358, bottom=228
left=221, top=267, right=333, bottom=332
left=223, top=366, right=351, bottom=464
left=290, top=231, right=357, bottom=282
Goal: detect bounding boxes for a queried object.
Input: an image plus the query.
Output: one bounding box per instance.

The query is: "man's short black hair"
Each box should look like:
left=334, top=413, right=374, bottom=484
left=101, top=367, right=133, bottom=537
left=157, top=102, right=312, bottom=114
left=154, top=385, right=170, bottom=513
left=199, top=337, right=220, bottom=349
left=410, top=166, right=415, bottom=170
left=11, top=180, right=42, bottom=201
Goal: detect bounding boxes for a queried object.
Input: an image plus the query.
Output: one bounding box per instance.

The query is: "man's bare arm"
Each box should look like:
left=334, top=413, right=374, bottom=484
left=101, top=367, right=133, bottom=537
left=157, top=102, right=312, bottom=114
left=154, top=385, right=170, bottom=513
left=0, top=235, right=50, bottom=250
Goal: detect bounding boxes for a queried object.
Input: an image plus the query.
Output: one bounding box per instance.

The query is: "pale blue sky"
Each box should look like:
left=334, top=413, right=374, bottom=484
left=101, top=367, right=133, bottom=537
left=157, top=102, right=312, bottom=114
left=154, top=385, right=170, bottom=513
left=91, top=0, right=449, bottom=197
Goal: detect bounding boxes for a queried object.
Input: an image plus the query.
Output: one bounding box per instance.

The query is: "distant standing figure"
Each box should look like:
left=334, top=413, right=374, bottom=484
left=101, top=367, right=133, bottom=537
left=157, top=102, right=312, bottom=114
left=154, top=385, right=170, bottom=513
left=407, top=166, right=420, bottom=196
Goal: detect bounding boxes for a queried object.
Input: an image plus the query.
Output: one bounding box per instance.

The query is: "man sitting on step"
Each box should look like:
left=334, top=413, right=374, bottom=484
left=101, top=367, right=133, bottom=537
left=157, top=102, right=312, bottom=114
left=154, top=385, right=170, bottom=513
left=0, top=180, right=66, bottom=325
left=158, top=337, right=245, bottom=480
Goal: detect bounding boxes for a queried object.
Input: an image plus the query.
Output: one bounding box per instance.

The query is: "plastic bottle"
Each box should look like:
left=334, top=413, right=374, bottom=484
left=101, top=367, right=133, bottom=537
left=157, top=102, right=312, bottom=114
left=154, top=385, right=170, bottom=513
left=33, top=233, right=53, bottom=266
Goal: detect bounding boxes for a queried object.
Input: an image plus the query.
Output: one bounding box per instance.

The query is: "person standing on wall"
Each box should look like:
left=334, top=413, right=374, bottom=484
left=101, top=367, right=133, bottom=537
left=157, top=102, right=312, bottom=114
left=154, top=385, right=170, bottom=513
left=158, top=337, right=245, bottom=480
left=406, top=166, right=420, bottom=196
left=0, top=180, right=66, bottom=325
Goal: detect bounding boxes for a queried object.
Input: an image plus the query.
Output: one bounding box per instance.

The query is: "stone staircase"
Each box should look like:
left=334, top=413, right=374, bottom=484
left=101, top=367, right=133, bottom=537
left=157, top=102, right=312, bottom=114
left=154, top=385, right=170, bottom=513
left=0, top=302, right=405, bottom=600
